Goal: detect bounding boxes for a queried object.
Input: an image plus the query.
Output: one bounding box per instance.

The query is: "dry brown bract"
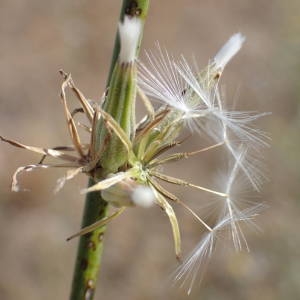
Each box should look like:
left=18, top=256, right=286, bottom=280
left=1, top=70, right=104, bottom=192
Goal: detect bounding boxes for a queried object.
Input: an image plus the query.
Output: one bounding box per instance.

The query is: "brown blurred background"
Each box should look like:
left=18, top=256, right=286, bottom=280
left=0, top=1, right=299, bottom=299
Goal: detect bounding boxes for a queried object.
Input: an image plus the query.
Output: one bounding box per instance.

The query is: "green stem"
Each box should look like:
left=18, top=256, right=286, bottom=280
left=70, top=178, right=108, bottom=300
left=69, top=1, right=150, bottom=299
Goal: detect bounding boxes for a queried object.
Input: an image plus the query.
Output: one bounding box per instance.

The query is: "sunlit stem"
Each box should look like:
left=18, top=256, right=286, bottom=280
left=151, top=186, right=182, bottom=259
left=187, top=182, right=227, bottom=197
left=149, top=141, right=224, bottom=167
left=149, top=177, right=213, bottom=232
left=67, top=208, right=126, bottom=241
left=151, top=171, right=228, bottom=197
left=179, top=201, right=213, bottom=232
left=137, top=86, right=155, bottom=120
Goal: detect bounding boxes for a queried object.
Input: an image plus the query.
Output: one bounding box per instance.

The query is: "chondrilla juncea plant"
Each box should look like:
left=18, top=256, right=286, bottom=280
left=1, top=0, right=269, bottom=298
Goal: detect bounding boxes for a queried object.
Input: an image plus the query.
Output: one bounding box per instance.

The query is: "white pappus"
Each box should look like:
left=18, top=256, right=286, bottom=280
left=137, top=33, right=269, bottom=293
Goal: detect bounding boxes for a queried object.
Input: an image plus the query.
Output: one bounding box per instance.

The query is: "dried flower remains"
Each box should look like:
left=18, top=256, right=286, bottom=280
left=1, top=16, right=269, bottom=294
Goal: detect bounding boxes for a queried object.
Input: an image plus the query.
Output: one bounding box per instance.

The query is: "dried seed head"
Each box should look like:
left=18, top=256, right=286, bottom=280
left=1, top=17, right=268, bottom=295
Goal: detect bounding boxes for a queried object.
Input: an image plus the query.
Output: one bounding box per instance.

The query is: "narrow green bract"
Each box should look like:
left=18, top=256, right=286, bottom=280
left=98, top=62, right=137, bottom=173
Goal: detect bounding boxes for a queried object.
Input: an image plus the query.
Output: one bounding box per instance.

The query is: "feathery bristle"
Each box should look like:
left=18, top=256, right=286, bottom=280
left=174, top=204, right=263, bottom=294
left=138, top=44, right=188, bottom=112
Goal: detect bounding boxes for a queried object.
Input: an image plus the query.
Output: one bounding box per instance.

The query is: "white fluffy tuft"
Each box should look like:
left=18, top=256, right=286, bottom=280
left=131, top=186, right=155, bottom=208
left=173, top=232, right=214, bottom=295
left=214, top=33, right=246, bottom=69
left=173, top=204, right=263, bottom=294
left=138, top=44, right=188, bottom=112
left=138, top=41, right=268, bottom=191
left=118, top=16, right=142, bottom=63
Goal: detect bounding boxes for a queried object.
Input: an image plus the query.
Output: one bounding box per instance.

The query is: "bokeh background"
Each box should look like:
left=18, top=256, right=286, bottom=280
left=0, top=1, right=299, bottom=299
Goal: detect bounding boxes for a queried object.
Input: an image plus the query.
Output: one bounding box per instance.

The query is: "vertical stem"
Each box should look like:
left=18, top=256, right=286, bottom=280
left=69, top=1, right=150, bottom=300
left=70, top=178, right=108, bottom=300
